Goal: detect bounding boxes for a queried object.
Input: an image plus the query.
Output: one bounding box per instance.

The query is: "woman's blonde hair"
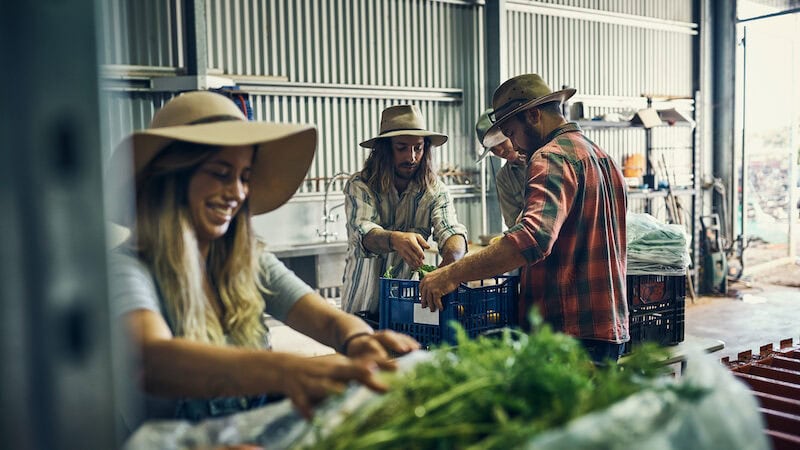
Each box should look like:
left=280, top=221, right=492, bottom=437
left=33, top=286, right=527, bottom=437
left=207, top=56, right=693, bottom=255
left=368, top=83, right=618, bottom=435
left=361, top=137, right=437, bottom=194
left=131, top=141, right=268, bottom=348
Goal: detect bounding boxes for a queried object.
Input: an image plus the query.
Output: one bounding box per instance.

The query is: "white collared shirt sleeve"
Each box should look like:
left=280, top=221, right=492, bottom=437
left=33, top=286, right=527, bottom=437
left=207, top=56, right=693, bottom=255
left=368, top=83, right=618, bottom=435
left=429, top=179, right=468, bottom=250
left=344, top=175, right=384, bottom=258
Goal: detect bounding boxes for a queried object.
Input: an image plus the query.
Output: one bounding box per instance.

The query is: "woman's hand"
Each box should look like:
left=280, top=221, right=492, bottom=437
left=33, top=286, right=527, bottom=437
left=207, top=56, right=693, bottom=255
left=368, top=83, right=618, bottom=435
left=277, top=353, right=387, bottom=420
left=345, top=330, right=420, bottom=368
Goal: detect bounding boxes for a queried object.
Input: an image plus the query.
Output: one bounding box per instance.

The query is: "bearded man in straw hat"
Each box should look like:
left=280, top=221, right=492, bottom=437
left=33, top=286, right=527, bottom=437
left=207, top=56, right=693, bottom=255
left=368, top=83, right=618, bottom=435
left=341, top=104, right=468, bottom=315
left=106, top=91, right=418, bottom=428
left=421, top=74, right=629, bottom=363
left=475, top=108, right=528, bottom=229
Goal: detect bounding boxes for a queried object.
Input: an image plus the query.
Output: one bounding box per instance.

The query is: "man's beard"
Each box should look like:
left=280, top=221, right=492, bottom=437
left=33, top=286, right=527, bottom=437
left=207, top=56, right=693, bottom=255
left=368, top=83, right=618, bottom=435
left=395, top=164, right=418, bottom=180
left=520, top=128, right=546, bottom=157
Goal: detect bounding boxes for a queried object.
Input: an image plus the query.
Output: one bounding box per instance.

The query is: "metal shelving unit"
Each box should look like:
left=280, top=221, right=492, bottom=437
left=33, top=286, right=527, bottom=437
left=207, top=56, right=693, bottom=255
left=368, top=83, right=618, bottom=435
left=576, top=94, right=700, bottom=291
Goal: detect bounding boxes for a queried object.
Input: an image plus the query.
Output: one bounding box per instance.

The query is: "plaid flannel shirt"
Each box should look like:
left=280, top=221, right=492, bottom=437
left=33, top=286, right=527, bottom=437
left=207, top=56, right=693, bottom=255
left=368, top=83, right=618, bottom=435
left=505, top=123, right=629, bottom=343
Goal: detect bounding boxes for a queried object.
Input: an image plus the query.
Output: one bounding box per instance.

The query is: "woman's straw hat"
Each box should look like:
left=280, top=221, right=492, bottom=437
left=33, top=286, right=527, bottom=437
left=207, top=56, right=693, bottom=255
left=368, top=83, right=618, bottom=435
left=107, top=91, right=316, bottom=224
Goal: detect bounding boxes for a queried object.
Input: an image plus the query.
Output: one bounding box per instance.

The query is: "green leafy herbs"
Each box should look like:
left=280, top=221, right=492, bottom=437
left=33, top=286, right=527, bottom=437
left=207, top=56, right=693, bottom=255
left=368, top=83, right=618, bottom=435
left=304, top=315, right=702, bottom=450
left=382, top=264, right=436, bottom=279
left=415, top=264, right=437, bottom=279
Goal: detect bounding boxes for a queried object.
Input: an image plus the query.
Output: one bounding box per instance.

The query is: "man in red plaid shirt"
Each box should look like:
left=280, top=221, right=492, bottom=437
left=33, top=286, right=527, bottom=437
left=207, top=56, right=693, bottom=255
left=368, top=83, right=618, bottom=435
left=420, top=73, right=629, bottom=362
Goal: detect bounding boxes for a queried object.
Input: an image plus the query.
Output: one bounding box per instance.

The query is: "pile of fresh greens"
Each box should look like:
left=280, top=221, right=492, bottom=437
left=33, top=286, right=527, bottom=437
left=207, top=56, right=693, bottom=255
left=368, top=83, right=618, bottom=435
left=304, top=317, right=703, bottom=450
left=415, top=264, right=437, bottom=279
left=382, top=264, right=437, bottom=279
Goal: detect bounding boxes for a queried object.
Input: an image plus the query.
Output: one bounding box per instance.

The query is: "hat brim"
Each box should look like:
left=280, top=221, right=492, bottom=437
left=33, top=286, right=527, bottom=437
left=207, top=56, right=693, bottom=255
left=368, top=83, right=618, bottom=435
left=359, top=130, right=448, bottom=148
left=475, top=146, right=493, bottom=164
left=107, top=120, right=317, bottom=225
left=482, top=88, right=576, bottom=148
left=474, top=132, right=511, bottom=164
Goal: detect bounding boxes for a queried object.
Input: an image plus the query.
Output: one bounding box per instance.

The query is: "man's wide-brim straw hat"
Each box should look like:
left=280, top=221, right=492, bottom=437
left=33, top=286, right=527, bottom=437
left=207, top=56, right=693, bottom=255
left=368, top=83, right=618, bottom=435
left=107, top=91, right=317, bottom=225
left=474, top=108, right=510, bottom=164
left=481, top=73, right=576, bottom=147
left=359, top=104, right=447, bottom=148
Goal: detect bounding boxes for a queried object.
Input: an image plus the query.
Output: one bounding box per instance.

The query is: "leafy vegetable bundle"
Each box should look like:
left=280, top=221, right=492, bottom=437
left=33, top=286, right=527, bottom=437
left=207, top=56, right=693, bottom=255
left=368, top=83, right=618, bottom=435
left=305, top=318, right=699, bottom=449
left=415, top=264, right=436, bottom=279
left=382, top=264, right=437, bottom=279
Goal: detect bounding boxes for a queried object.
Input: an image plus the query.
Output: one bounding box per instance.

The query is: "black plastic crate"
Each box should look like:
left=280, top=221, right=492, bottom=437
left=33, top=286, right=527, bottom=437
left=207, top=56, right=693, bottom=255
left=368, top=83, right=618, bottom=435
left=378, top=276, right=519, bottom=348
left=627, top=274, right=686, bottom=311
left=624, top=274, right=686, bottom=353
left=626, top=297, right=685, bottom=352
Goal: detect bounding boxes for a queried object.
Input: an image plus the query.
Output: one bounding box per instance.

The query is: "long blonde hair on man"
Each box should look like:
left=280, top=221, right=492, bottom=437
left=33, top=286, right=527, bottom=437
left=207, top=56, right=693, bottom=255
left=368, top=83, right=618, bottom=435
left=132, top=141, right=269, bottom=348
left=361, top=137, right=437, bottom=194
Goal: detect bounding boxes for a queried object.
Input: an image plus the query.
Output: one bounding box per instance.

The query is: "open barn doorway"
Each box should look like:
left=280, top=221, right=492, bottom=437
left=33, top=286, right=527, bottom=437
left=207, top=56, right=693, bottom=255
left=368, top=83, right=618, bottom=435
left=735, top=1, right=800, bottom=276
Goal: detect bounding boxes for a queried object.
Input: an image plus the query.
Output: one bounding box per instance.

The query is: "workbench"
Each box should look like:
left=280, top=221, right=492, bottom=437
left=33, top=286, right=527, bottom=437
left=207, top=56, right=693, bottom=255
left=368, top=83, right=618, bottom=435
left=622, top=334, right=725, bottom=373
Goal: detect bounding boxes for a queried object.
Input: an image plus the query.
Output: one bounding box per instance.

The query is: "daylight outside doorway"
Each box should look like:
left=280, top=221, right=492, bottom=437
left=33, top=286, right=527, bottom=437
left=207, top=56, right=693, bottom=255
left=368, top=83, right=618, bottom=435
left=735, top=1, right=800, bottom=272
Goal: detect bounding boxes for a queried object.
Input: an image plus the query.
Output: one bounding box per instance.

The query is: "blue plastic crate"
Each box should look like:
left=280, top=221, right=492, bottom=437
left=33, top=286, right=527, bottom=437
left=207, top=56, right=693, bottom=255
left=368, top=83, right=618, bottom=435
left=378, top=276, right=519, bottom=348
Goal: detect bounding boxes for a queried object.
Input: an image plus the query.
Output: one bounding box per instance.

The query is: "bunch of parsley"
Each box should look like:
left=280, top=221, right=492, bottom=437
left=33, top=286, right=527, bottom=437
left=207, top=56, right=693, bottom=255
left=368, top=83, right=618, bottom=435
left=305, top=316, right=700, bottom=450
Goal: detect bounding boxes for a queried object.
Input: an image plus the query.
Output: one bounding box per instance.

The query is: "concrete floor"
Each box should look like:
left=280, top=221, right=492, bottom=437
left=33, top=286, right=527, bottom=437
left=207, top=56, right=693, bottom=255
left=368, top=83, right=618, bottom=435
left=270, top=266, right=800, bottom=361
left=685, top=276, right=800, bottom=361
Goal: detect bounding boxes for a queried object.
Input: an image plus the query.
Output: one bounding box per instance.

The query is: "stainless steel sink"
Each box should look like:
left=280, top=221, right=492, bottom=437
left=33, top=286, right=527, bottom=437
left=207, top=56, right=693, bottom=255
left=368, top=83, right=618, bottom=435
left=290, top=241, right=346, bottom=248
left=268, top=241, right=349, bottom=289
left=268, top=241, right=348, bottom=258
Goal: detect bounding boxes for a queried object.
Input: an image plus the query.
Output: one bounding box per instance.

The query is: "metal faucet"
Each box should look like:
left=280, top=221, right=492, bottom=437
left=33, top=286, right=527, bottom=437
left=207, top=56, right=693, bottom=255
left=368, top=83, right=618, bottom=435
left=317, top=172, right=351, bottom=242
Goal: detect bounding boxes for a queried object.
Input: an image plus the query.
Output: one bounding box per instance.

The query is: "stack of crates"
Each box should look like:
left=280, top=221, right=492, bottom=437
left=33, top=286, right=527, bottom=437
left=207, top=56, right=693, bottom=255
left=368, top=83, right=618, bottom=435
left=378, top=276, right=519, bottom=348
left=624, top=274, right=686, bottom=353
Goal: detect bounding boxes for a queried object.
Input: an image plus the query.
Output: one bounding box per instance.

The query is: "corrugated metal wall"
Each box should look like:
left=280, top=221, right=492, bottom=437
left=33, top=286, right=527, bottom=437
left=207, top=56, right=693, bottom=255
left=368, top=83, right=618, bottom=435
left=209, top=0, right=486, bottom=193
left=246, top=96, right=476, bottom=194
left=97, top=0, right=700, bottom=242
left=739, top=0, right=800, bottom=14
left=516, top=0, right=693, bottom=21
left=97, top=0, right=184, bottom=68
left=504, top=0, right=697, bottom=222
left=99, top=0, right=486, bottom=191
left=206, top=0, right=479, bottom=87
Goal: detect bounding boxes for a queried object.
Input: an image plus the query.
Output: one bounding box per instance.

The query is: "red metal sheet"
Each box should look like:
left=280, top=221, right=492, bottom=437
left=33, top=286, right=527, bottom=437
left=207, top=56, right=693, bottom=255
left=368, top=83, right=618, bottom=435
left=753, top=391, right=800, bottom=416
left=733, top=372, right=800, bottom=401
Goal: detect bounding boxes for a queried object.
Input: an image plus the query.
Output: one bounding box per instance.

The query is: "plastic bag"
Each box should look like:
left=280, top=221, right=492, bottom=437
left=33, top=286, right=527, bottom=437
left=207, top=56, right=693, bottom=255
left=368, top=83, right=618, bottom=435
left=124, top=350, right=768, bottom=450
left=122, top=352, right=433, bottom=450
left=122, top=399, right=307, bottom=450
left=627, top=213, right=691, bottom=274
left=525, top=349, right=769, bottom=450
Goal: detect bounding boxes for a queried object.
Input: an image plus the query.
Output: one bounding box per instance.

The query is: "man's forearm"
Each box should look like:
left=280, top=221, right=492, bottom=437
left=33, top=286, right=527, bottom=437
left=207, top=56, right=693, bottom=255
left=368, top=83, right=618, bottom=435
left=440, top=234, right=468, bottom=262
left=442, top=237, right=526, bottom=283
left=363, top=229, right=393, bottom=254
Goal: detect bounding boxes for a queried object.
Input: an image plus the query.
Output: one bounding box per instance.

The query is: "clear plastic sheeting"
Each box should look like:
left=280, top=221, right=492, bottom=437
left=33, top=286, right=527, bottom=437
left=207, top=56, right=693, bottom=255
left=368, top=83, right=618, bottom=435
left=121, top=400, right=307, bottom=450
left=123, top=350, right=768, bottom=450
left=525, top=349, right=770, bottom=450
left=627, top=212, right=691, bottom=275
left=121, top=352, right=434, bottom=450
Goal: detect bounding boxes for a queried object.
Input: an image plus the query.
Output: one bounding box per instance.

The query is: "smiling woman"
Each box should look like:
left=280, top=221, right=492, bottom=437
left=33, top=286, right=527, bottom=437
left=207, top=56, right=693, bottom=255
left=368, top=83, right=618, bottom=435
left=186, top=145, right=253, bottom=249
left=106, top=91, right=419, bottom=430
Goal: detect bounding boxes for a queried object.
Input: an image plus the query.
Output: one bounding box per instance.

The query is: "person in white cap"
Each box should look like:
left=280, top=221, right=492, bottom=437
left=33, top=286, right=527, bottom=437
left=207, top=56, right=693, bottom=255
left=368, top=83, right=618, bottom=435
left=341, top=104, right=468, bottom=315
left=106, top=91, right=419, bottom=427
left=420, top=74, right=629, bottom=363
left=475, top=108, right=528, bottom=228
